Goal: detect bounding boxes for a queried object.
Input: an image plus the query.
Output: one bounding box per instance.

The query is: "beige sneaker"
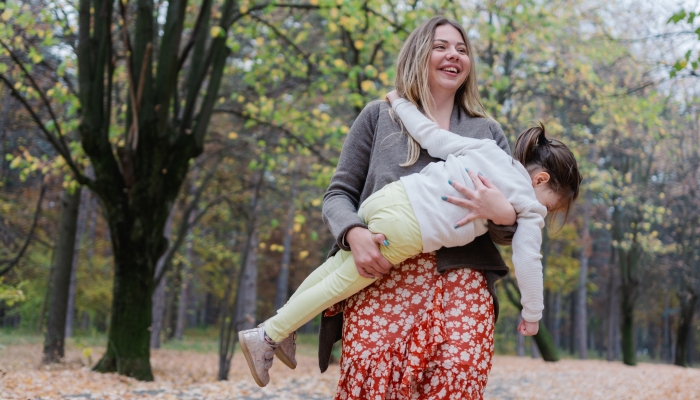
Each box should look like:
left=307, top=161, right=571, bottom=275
left=238, top=325, right=276, bottom=387
left=275, top=331, right=297, bottom=369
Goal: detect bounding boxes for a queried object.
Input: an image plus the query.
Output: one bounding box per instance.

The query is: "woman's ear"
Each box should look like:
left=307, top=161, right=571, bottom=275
left=531, top=171, right=551, bottom=187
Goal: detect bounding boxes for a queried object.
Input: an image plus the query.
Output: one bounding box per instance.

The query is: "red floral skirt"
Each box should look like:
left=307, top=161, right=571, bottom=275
left=327, top=252, right=495, bottom=400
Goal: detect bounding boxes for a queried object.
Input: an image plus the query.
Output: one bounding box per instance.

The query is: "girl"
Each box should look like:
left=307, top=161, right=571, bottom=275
left=238, top=92, right=581, bottom=387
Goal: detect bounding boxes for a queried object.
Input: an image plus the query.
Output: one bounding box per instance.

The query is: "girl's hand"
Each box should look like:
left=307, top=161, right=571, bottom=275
left=445, top=169, right=517, bottom=227
left=346, top=226, right=392, bottom=279
left=385, top=90, right=400, bottom=105
left=518, top=319, right=539, bottom=336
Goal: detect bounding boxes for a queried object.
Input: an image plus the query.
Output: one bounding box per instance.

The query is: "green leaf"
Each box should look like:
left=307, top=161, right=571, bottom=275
left=668, top=10, right=686, bottom=24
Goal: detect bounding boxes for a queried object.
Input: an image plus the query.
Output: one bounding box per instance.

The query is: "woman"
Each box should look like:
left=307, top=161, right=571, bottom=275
left=320, top=17, right=517, bottom=399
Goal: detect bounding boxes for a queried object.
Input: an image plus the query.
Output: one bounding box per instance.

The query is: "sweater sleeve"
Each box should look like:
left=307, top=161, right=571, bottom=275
left=511, top=205, right=546, bottom=322
left=392, top=98, right=494, bottom=159
left=322, top=101, right=380, bottom=250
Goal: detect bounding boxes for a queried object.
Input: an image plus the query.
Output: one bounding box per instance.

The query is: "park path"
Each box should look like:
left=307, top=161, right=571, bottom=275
left=1, top=344, right=699, bottom=399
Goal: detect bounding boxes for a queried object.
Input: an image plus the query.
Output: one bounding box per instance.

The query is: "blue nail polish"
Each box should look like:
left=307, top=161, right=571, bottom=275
left=448, top=180, right=452, bottom=185
left=478, top=171, right=484, bottom=176
left=441, top=196, right=447, bottom=201
left=383, top=239, right=390, bottom=246
left=465, top=167, right=469, bottom=172
left=454, top=224, right=459, bottom=229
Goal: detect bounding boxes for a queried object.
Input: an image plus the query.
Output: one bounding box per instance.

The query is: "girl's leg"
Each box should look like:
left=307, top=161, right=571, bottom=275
left=264, top=252, right=375, bottom=342
left=284, top=250, right=354, bottom=306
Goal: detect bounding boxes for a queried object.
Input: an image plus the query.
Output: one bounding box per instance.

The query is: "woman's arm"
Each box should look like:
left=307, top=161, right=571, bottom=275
left=322, top=101, right=392, bottom=278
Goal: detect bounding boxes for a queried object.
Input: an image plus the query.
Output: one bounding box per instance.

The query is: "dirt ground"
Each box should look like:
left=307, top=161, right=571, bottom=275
left=1, top=343, right=699, bottom=399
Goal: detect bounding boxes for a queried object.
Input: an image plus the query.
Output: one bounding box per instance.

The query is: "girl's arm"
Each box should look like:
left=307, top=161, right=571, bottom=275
left=391, top=98, right=495, bottom=160
left=511, top=206, right=546, bottom=323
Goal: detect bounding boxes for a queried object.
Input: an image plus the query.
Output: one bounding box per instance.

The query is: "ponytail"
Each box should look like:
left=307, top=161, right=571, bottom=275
left=514, top=122, right=582, bottom=221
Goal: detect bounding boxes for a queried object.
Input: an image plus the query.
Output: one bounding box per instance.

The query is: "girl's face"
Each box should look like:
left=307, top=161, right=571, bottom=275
left=428, top=25, right=470, bottom=96
left=530, top=170, right=563, bottom=213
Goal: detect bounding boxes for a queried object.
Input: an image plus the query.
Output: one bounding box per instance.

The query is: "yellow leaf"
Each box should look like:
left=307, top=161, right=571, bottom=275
left=210, top=26, right=224, bottom=38
left=293, top=223, right=302, bottom=232
left=256, top=37, right=264, bottom=46
left=327, top=22, right=338, bottom=33
left=360, top=80, right=375, bottom=92
left=333, top=59, right=346, bottom=69
left=311, top=198, right=321, bottom=206
left=354, top=40, right=364, bottom=50
left=228, top=132, right=238, bottom=139
left=1, top=9, right=13, bottom=21
left=299, top=250, right=309, bottom=260
left=309, top=0, right=319, bottom=5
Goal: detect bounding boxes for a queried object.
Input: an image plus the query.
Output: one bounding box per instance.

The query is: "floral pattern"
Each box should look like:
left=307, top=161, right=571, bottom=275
left=327, top=252, right=495, bottom=400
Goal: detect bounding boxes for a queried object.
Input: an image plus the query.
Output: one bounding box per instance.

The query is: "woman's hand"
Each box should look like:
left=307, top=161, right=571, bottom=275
left=445, top=169, right=517, bottom=227
left=518, top=319, right=539, bottom=336
left=385, top=90, right=400, bottom=105
left=346, top=226, right=392, bottom=279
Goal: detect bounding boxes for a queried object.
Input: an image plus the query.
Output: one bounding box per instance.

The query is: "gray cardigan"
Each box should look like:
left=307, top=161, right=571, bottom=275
left=318, top=100, right=516, bottom=372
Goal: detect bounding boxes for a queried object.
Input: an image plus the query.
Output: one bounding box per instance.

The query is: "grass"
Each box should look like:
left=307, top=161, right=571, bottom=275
left=0, top=327, right=322, bottom=357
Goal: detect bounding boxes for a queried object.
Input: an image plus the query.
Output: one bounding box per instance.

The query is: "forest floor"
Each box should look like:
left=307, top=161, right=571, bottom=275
left=1, top=332, right=699, bottom=399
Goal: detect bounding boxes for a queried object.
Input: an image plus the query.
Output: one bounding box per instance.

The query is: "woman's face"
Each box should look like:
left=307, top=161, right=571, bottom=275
left=428, top=24, right=470, bottom=96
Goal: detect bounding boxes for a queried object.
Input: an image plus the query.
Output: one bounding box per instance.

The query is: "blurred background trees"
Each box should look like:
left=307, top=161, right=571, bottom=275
left=1, top=0, right=698, bottom=381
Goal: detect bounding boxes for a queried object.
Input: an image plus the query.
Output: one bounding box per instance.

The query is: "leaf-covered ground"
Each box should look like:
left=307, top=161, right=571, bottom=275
left=1, top=341, right=699, bottom=399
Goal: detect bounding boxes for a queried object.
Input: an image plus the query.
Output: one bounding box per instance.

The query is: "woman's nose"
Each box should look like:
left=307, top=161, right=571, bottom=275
left=445, top=48, right=459, bottom=61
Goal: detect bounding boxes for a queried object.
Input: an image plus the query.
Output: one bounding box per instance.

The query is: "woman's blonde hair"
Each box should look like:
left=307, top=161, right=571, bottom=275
left=394, top=16, right=493, bottom=166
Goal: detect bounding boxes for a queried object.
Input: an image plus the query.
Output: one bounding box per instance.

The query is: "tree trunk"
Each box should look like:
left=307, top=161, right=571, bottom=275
left=174, top=237, right=192, bottom=340
left=66, top=187, right=91, bottom=338
left=274, top=197, right=296, bottom=312
left=236, top=229, right=258, bottom=331
left=43, top=187, right=81, bottom=363
left=663, top=292, right=671, bottom=362
left=674, top=293, right=698, bottom=367
left=552, top=291, right=561, bottom=349
left=575, top=200, right=591, bottom=359
left=150, top=211, right=174, bottom=348
left=533, top=320, right=560, bottom=361
left=621, top=292, right=637, bottom=366
left=606, top=263, right=618, bottom=361
left=516, top=315, right=525, bottom=356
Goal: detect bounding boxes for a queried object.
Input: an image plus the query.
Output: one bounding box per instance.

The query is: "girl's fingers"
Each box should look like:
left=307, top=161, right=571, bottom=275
left=450, top=180, right=476, bottom=199
left=453, top=212, right=476, bottom=228
left=467, top=169, right=485, bottom=190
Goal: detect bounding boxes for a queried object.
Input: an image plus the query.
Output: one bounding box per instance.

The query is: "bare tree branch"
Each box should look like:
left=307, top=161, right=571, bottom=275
left=0, top=74, right=88, bottom=184
left=0, top=184, right=47, bottom=277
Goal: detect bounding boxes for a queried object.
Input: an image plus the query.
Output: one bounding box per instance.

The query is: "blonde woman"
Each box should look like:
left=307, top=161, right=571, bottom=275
left=320, top=17, right=517, bottom=399
left=242, top=16, right=519, bottom=398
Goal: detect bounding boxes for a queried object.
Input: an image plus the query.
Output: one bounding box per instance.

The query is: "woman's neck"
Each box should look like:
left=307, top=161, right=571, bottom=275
left=427, top=89, right=456, bottom=130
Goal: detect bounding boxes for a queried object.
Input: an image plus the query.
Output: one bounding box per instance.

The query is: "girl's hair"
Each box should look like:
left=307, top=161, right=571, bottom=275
left=394, top=16, right=492, bottom=166
left=513, top=122, right=582, bottom=221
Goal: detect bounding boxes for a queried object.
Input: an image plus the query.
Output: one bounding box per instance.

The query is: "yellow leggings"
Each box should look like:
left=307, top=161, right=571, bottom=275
left=264, top=180, right=423, bottom=342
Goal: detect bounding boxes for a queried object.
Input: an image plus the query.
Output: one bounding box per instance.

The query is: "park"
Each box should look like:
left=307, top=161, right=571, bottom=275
left=1, top=0, right=699, bottom=398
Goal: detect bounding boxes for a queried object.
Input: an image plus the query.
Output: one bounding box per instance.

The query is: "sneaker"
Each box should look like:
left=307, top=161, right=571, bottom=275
left=275, top=331, right=297, bottom=369
left=238, top=325, right=276, bottom=387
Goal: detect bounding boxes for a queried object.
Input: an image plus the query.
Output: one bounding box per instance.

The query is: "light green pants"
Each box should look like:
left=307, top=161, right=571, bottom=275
left=265, top=180, right=423, bottom=342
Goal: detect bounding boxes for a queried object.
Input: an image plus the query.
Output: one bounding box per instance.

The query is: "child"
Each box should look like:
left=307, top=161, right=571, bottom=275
left=238, top=93, right=582, bottom=387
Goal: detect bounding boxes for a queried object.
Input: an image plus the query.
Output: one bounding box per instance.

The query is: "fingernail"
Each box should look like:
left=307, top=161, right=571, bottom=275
left=383, top=239, right=390, bottom=246
left=454, top=224, right=459, bottom=229
left=441, top=196, right=447, bottom=201
left=478, top=171, right=484, bottom=176
left=465, top=167, right=469, bottom=172
left=448, top=180, right=452, bottom=185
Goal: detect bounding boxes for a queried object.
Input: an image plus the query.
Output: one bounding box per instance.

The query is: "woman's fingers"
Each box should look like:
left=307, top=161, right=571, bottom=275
left=453, top=212, right=477, bottom=228
left=449, top=179, right=476, bottom=200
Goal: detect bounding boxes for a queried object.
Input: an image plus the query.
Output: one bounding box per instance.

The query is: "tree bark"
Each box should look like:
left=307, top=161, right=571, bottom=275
left=674, top=293, right=698, bottom=367
left=516, top=315, right=525, bottom=357
left=606, top=263, right=618, bottom=361
left=43, top=187, right=81, bottom=363
left=274, top=197, right=296, bottom=312
left=552, top=291, right=561, bottom=349
left=575, top=200, right=591, bottom=359
left=621, top=291, right=637, bottom=366
left=66, top=186, right=91, bottom=338
left=150, top=211, right=174, bottom=348
left=236, top=229, right=258, bottom=331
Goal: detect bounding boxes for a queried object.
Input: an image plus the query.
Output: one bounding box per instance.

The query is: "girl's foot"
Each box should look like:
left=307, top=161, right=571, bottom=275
left=238, top=325, right=276, bottom=387
left=274, top=331, right=297, bottom=369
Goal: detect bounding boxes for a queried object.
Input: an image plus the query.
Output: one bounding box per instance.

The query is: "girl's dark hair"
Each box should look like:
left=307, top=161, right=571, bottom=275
left=513, top=122, right=582, bottom=221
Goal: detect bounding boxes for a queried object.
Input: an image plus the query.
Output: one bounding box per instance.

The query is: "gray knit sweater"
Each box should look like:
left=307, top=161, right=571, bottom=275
left=317, top=100, right=517, bottom=372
